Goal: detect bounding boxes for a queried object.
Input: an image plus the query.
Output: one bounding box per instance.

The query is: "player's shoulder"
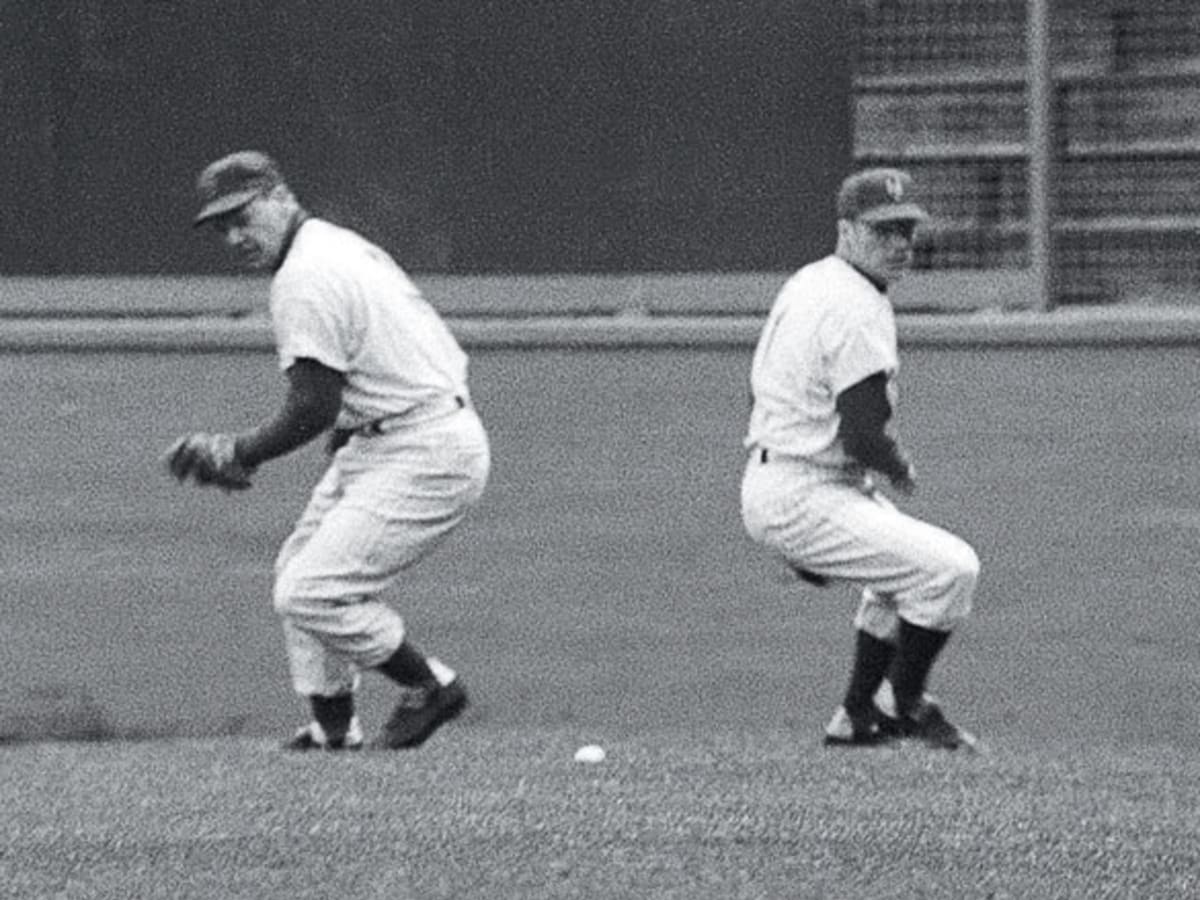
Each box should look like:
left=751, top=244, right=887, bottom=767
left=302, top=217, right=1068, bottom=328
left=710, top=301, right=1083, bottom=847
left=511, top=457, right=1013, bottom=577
left=288, top=218, right=378, bottom=263
left=771, top=258, right=890, bottom=348
left=280, top=219, right=409, bottom=285
left=775, top=256, right=871, bottom=313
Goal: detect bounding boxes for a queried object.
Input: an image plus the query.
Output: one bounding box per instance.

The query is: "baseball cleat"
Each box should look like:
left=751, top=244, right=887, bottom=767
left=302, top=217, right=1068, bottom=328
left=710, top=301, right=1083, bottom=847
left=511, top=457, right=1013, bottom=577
left=283, top=716, right=364, bottom=752
left=377, top=679, right=469, bottom=750
left=822, top=705, right=897, bottom=747
left=888, top=699, right=979, bottom=752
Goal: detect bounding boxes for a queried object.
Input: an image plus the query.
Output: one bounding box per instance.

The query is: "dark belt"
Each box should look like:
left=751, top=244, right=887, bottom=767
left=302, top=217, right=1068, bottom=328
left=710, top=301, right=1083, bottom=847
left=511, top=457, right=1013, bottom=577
left=758, top=447, right=808, bottom=464
left=347, top=395, right=466, bottom=439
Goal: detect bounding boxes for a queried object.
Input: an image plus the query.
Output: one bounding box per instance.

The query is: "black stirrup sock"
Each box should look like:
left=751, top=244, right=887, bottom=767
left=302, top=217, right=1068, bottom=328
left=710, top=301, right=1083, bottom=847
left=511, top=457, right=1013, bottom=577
left=842, top=629, right=896, bottom=716
left=889, top=619, right=951, bottom=717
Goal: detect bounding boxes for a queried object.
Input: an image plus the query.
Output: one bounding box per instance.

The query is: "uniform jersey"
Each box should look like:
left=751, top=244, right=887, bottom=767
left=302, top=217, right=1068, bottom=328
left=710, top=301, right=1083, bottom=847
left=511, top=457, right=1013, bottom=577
left=269, top=218, right=469, bottom=431
left=745, top=254, right=899, bottom=469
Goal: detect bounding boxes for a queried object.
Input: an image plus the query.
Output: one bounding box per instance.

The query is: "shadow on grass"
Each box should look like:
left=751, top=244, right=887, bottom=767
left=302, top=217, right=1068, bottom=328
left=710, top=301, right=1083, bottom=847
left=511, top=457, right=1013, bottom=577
left=0, top=682, right=250, bottom=745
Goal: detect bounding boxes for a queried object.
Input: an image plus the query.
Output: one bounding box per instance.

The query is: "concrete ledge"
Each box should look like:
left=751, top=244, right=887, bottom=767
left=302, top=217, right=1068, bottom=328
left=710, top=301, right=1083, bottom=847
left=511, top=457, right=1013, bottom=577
left=0, top=317, right=275, bottom=353
left=3, top=305, right=1200, bottom=352
left=0, top=269, right=1041, bottom=319
left=898, top=305, right=1200, bottom=346
left=0, top=276, right=268, bottom=319
left=0, top=273, right=781, bottom=319
left=890, top=269, right=1038, bottom=312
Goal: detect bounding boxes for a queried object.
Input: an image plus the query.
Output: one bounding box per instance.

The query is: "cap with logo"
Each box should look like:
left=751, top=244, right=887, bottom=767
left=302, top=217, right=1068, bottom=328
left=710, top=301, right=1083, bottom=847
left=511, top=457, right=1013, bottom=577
left=836, top=167, right=928, bottom=224
left=193, top=151, right=285, bottom=226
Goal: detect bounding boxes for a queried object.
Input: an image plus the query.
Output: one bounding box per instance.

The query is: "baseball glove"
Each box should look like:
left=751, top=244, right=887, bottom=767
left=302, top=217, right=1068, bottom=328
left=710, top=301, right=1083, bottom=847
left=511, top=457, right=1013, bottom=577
left=164, top=432, right=254, bottom=491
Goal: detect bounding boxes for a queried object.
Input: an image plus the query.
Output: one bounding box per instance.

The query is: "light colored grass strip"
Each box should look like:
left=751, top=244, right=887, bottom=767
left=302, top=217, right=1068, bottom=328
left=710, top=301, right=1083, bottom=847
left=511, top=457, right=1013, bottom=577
left=2, top=729, right=1197, bottom=899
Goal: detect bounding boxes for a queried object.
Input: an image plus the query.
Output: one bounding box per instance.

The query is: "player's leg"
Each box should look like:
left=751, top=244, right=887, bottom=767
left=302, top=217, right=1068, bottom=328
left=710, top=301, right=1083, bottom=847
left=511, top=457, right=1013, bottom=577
left=278, top=621, right=364, bottom=751
left=274, top=467, right=365, bottom=750
left=274, top=418, right=489, bottom=748
left=745, top=465, right=892, bottom=744
left=363, top=440, right=485, bottom=746
left=847, top=590, right=900, bottom=699
left=832, top=500, right=979, bottom=748
left=745, top=470, right=979, bottom=747
left=274, top=459, right=432, bottom=749
left=818, top=589, right=901, bottom=745
left=828, top=487, right=980, bottom=738
left=275, top=504, right=471, bottom=749
left=839, top=496, right=977, bottom=710
left=273, top=464, right=460, bottom=751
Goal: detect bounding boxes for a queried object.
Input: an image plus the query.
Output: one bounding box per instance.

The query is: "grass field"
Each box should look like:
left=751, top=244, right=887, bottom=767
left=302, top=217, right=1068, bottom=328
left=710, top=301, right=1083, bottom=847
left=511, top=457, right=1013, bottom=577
left=2, top=344, right=1200, bottom=897
left=4, top=731, right=1198, bottom=899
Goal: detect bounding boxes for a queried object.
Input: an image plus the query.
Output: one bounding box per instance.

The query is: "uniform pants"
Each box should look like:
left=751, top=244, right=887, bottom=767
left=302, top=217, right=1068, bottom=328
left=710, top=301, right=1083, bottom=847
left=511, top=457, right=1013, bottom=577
left=273, top=408, right=490, bottom=696
left=741, top=453, right=979, bottom=639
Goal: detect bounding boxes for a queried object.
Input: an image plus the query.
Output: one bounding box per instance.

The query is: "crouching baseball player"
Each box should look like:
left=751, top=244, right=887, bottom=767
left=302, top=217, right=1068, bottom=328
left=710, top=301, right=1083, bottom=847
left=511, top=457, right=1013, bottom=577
left=741, top=167, right=980, bottom=751
left=165, top=151, right=489, bottom=751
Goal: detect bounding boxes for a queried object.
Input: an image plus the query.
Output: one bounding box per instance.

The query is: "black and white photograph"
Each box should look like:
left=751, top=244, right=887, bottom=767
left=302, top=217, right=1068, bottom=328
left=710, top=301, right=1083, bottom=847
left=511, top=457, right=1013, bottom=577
left=2, top=2, right=1198, bottom=897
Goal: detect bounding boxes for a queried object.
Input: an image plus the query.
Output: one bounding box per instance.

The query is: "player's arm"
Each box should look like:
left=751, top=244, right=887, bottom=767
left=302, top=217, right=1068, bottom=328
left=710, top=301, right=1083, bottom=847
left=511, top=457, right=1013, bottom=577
left=835, top=372, right=915, bottom=493
left=233, top=358, right=345, bottom=469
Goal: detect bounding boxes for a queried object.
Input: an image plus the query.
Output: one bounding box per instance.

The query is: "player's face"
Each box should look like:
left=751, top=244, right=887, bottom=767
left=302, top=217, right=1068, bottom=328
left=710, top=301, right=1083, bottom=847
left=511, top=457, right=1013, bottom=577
left=208, top=191, right=294, bottom=270
left=838, top=218, right=921, bottom=285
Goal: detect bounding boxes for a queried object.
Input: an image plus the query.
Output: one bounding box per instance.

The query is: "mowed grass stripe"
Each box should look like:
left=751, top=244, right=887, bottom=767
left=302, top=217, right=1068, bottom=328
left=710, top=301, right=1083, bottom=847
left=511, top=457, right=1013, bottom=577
left=2, top=730, right=1198, bottom=900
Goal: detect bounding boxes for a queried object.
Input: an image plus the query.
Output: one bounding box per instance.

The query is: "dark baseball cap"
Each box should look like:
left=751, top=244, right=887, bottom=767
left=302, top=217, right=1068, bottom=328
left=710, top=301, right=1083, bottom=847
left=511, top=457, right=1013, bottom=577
left=836, top=167, right=929, bottom=224
left=193, top=150, right=285, bottom=225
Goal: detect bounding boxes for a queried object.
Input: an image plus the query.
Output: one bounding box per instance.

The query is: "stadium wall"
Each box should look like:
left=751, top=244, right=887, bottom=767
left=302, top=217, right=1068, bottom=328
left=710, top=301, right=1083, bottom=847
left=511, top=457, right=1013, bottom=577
left=0, top=1, right=849, bottom=277
left=2, top=275, right=1200, bottom=351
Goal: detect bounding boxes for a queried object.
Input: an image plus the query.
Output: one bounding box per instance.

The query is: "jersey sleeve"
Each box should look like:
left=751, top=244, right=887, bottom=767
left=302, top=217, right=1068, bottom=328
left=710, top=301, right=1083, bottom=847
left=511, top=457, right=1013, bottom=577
left=821, top=303, right=896, bottom=397
left=269, top=272, right=353, bottom=373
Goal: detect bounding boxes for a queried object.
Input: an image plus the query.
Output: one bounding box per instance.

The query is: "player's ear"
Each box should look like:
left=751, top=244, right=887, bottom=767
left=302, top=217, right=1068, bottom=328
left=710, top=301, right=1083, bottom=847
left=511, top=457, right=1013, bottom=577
left=834, top=218, right=856, bottom=252
left=264, top=183, right=294, bottom=206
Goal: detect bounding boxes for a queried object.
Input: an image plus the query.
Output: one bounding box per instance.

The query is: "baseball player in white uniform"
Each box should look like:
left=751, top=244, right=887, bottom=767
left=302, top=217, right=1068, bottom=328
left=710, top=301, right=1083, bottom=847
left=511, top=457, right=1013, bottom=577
left=741, top=167, right=980, bottom=750
left=166, top=151, right=489, bottom=751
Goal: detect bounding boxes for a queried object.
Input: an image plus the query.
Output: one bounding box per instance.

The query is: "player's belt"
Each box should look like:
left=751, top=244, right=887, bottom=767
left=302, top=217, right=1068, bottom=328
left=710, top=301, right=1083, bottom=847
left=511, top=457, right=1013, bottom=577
left=757, top=447, right=817, bottom=465
left=354, top=395, right=467, bottom=437
left=758, top=448, right=796, bottom=465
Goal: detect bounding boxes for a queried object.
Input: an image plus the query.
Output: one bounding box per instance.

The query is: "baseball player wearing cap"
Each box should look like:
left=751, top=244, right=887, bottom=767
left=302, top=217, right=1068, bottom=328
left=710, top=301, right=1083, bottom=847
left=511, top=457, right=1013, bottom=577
left=741, top=167, right=981, bottom=750
left=165, top=150, right=489, bottom=751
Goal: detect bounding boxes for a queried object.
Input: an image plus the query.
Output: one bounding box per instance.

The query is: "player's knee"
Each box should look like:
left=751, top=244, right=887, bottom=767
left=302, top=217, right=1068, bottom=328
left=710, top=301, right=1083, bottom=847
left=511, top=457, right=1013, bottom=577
left=273, top=584, right=297, bottom=617
left=273, top=569, right=356, bottom=622
left=273, top=569, right=308, bottom=617
left=939, top=539, right=980, bottom=625
left=948, top=540, right=980, bottom=594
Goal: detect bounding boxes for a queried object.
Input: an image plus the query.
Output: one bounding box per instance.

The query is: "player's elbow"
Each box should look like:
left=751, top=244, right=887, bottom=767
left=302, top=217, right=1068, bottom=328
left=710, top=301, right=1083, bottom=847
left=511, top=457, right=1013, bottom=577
left=839, top=427, right=878, bottom=461
left=840, top=427, right=890, bottom=468
left=299, top=394, right=342, bottom=434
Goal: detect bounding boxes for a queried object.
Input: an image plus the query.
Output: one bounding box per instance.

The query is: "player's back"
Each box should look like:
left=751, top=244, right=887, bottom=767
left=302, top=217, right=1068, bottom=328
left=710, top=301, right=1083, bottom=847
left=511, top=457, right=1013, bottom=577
left=271, top=218, right=469, bottom=426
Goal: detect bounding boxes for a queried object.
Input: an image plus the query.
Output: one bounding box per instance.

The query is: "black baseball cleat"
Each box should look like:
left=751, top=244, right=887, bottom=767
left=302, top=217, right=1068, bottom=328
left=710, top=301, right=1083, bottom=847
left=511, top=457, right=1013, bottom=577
left=282, top=718, right=365, bottom=752
left=377, top=679, right=469, bottom=749
left=822, top=705, right=898, bottom=747
left=888, top=699, right=980, bottom=752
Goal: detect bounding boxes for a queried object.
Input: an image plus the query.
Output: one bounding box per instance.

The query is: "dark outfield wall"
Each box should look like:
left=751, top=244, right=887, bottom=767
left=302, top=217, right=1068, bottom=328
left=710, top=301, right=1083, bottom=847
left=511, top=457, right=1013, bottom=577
left=0, top=1, right=850, bottom=276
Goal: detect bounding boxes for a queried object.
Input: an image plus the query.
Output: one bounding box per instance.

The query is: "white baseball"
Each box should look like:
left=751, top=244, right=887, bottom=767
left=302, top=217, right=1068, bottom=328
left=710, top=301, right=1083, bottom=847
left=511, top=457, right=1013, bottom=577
left=573, top=744, right=606, bottom=764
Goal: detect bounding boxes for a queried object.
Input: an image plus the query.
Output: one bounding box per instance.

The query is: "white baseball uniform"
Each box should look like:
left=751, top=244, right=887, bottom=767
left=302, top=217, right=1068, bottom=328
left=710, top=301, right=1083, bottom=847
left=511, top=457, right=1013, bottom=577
left=740, top=255, right=978, bottom=639
left=268, top=218, right=490, bottom=697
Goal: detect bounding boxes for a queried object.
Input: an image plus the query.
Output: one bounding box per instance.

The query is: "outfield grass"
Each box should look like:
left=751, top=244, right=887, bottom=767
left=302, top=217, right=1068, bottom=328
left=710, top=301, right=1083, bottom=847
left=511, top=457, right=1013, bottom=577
left=3, top=728, right=1198, bottom=899
left=2, top=343, right=1200, bottom=897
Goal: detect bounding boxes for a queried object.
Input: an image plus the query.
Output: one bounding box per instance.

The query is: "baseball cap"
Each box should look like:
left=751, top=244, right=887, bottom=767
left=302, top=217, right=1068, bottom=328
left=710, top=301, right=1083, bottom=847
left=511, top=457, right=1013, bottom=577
left=836, top=167, right=929, bottom=224
left=193, top=150, right=285, bottom=225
